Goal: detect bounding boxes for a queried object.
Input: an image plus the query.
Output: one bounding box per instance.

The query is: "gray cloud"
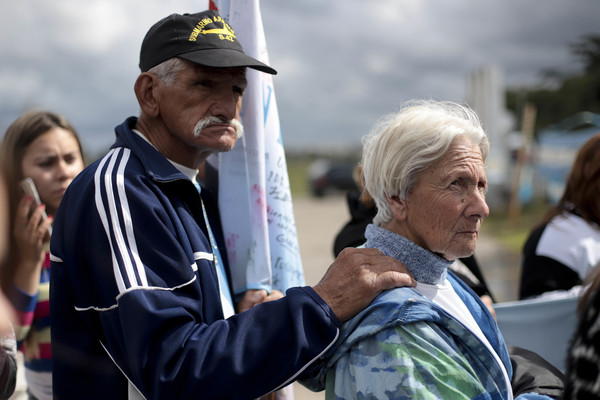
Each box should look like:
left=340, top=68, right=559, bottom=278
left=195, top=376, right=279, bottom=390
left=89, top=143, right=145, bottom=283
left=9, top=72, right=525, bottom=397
left=0, top=0, right=598, bottom=156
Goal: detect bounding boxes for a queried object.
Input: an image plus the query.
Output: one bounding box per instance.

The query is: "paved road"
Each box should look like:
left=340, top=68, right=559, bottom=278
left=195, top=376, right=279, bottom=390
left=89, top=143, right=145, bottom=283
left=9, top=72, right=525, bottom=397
left=292, top=195, right=346, bottom=399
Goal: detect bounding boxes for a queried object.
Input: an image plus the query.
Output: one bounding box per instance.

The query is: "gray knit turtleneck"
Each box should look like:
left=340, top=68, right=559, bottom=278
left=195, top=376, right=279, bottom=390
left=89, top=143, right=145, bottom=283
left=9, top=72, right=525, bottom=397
left=364, top=224, right=452, bottom=285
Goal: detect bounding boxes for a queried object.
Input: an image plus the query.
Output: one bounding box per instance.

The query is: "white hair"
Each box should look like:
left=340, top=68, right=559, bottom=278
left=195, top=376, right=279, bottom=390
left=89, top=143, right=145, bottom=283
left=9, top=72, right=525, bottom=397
left=361, top=99, right=489, bottom=226
left=148, top=58, right=186, bottom=86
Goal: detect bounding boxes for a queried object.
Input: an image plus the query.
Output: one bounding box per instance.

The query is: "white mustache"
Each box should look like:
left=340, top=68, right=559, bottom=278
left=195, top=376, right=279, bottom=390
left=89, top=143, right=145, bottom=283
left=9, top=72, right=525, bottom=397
left=193, top=117, right=244, bottom=139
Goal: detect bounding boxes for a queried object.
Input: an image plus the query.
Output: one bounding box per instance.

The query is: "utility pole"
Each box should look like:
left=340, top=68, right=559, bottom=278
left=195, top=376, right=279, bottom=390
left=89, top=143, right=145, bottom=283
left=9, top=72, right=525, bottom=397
left=508, top=102, right=537, bottom=226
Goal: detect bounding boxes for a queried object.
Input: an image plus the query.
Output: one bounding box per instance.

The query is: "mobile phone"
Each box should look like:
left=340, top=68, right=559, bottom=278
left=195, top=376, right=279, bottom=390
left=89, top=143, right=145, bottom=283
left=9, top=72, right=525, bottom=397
left=19, top=177, right=52, bottom=235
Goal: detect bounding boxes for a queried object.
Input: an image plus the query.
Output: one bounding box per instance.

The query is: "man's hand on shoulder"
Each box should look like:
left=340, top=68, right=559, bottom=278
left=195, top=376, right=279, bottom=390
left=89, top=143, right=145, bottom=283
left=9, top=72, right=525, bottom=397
left=313, top=247, right=415, bottom=322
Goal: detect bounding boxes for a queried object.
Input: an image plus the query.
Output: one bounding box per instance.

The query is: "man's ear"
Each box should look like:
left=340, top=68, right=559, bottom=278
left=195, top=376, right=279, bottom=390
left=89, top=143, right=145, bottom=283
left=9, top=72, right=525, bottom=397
left=386, top=195, right=408, bottom=221
left=134, top=72, right=160, bottom=117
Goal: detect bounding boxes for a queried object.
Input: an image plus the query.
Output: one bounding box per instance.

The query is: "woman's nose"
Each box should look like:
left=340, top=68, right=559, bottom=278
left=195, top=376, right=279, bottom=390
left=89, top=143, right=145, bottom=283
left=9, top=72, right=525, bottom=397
left=466, top=188, right=489, bottom=220
left=56, top=160, right=74, bottom=180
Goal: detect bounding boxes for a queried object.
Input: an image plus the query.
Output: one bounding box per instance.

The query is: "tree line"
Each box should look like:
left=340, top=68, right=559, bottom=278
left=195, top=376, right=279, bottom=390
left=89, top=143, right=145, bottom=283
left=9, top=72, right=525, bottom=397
left=506, top=34, right=600, bottom=134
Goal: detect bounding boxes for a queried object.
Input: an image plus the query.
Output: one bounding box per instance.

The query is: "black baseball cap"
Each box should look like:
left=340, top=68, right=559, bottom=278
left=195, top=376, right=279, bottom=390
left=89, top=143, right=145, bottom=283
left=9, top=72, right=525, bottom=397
left=139, top=9, right=276, bottom=75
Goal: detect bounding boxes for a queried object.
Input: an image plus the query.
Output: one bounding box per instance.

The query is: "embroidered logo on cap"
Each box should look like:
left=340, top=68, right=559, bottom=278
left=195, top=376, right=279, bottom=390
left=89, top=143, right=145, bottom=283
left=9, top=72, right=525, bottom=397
left=189, top=15, right=236, bottom=43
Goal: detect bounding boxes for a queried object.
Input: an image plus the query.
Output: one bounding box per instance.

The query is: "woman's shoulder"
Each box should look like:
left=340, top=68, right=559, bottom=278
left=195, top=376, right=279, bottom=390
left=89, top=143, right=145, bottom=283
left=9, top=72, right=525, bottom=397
left=549, top=212, right=600, bottom=235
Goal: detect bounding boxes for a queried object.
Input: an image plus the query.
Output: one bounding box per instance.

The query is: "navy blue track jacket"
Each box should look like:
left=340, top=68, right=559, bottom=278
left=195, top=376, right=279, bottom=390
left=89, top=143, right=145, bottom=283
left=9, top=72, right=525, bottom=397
left=49, top=117, right=340, bottom=399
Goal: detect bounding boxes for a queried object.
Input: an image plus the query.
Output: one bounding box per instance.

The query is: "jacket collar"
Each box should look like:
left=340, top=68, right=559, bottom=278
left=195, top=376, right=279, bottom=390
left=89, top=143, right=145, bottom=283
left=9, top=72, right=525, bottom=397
left=112, top=117, right=187, bottom=183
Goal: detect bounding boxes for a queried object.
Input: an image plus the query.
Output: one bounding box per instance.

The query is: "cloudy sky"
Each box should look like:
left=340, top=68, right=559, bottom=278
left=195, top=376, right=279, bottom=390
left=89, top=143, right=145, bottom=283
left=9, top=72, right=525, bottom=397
left=1, top=0, right=598, bottom=157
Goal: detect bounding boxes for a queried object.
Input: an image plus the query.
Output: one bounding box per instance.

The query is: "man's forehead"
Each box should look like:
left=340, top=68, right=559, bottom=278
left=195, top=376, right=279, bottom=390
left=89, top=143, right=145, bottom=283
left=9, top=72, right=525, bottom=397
left=190, top=64, right=247, bottom=79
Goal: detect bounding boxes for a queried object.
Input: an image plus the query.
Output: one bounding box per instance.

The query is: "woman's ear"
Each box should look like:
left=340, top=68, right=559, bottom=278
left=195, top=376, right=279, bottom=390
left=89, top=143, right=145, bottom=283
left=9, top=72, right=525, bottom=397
left=134, top=73, right=160, bottom=117
left=386, top=195, right=408, bottom=221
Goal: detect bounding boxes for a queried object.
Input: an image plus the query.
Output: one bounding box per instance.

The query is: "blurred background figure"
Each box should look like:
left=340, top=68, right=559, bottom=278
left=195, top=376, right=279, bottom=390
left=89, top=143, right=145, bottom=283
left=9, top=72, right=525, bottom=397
left=519, top=133, right=600, bottom=300
left=332, top=165, right=377, bottom=255
left=563, top=261, right=600, bottom=399
left=0, top=110, right=85, bottom=400
left=0, top=170, right=17, bottom=399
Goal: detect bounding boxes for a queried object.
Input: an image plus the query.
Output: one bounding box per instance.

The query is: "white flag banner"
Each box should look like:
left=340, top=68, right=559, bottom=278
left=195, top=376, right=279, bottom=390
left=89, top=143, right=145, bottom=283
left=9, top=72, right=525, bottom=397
left=208, top=0, right=305, bottom=296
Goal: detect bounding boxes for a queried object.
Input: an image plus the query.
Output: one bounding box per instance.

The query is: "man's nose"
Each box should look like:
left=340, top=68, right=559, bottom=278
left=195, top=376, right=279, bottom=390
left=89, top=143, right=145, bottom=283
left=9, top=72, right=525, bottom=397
left=210, top=90, right=240, bottom=121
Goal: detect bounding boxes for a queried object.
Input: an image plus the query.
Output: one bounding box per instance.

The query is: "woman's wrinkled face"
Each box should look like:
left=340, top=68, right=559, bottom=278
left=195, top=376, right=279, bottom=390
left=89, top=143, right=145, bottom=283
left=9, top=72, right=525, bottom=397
left=21, top=127, right=84, bottom=216
left=385, top=136, right=489, bottom=260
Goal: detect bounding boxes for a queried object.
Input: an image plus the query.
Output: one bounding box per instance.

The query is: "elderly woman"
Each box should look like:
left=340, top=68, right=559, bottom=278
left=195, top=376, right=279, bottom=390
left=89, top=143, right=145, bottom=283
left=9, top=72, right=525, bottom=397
left=300, top=100, right=557, bottom=399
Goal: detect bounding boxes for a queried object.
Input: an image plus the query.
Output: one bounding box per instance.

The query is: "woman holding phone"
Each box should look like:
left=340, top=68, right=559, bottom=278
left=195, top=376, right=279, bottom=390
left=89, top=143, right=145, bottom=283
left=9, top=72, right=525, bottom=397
left=0, top=110, right=84, bottom=400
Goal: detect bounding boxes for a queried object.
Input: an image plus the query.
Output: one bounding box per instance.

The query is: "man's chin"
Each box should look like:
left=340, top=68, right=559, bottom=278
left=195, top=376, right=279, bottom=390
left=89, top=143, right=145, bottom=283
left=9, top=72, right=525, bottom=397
left=216, top=143, right=236, bottom=153
left=195, top=130, right=239, bottom=153
left=210, top=137, right=238, bottom=153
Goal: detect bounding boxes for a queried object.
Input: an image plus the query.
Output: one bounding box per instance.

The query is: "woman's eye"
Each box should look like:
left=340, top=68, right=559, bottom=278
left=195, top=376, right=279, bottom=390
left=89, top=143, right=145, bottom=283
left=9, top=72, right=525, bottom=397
left=478, top=181, right=488, bottom=193
left=450, top=179, right=465, bottom=189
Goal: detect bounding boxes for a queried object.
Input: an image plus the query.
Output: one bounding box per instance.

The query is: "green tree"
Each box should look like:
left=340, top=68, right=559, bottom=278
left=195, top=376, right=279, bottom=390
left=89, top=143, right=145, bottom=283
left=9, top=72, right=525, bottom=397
left=570, top=34, right=600, bottom=73
left=506, top=34, right=600, bottom=134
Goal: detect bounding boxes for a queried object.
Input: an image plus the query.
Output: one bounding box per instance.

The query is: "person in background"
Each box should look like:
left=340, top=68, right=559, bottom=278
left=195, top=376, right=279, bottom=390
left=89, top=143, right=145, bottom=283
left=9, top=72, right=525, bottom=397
left=333, top=165, right=378, bottom=256
left=519, top=133, right=600, bottom=300
left=0, top=172, right=17, bottom=399
left=563, top=261, right=600, bottom=399
left=0, top=110, right=85, bottom=400
left=49, top=10, right=413, bottom=399
left=301, top=99, right=562, bottom=399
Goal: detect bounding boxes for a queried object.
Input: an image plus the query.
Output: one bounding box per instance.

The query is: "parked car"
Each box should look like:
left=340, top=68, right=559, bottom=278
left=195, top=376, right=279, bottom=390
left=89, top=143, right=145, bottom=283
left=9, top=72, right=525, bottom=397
left=307, top=159, right=358, bottom=197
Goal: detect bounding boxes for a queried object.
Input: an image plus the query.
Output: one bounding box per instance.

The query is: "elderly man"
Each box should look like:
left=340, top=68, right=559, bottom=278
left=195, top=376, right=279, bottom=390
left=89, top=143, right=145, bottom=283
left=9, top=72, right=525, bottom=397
left=300, top=100, right=561, bottom=399
left=48, top=9, right=413, bottom=400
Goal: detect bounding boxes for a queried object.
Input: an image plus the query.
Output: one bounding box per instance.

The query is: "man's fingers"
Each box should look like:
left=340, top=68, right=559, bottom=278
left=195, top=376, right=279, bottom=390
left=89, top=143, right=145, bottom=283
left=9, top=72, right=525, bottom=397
left=237, top=289, right=284, bottom=313
left=342, top=247, right=415, bottom=289
left=264, top=290, right=284, bottom=302
left=313, top=248, right=414, bottom=322
left=375, top=270, right=416, bottom=292
left=364, top=256, right=416, bottom=289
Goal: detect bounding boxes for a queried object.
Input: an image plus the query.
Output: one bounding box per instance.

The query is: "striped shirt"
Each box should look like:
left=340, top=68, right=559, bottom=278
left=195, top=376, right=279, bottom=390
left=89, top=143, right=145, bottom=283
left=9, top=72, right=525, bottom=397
left=10, top=250, right=52, bottom=398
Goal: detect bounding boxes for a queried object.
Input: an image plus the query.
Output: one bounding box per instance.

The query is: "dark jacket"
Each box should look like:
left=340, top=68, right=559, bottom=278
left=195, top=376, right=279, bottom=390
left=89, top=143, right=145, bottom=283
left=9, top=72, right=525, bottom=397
left=50, top=117, right=339, bottom=399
